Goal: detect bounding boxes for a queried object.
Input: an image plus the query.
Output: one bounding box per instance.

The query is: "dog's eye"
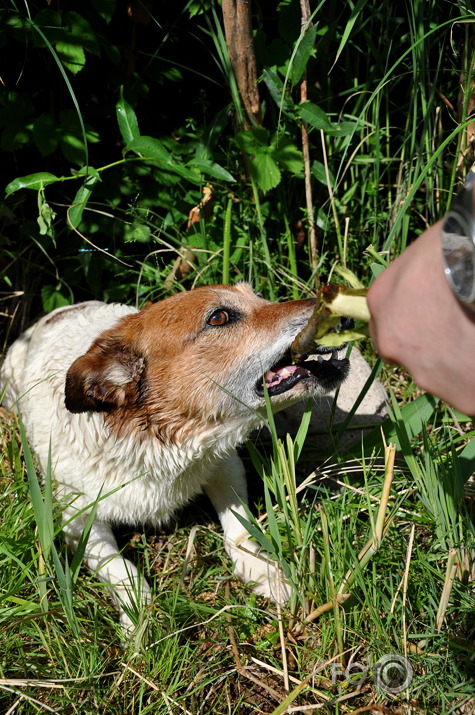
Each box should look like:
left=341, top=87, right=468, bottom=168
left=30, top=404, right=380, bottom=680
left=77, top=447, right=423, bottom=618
left=207, top=309, right=230, bottom=326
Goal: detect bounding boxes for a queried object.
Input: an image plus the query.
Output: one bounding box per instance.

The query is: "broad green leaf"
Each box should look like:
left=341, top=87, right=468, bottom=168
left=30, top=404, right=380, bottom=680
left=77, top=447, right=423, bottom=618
left=188, top=158, right=236, bottom=182
left=298, top=102, right=332, bottom=131
left=68, top=171, right=100, bottom=229
left=41, top=285, right=70, bottom=313
left=262, top=68, right=294, bottom=116
left=325, top=120, right=359, bottom=137
left=272, top=137, right=303, bottom=174
left=290, top=24, right=318, bottom=87
left=59, top=132, right=88, bottom=166
left=234, top=127, right=270, bottom=154
left=55, top=41, right=86, bottom=74
left=250, top=152, right=281, bottom=193
left=126, top=135, right=201, bottom=183
left=128, top=223, right=152, bottom=243
left=116, top=94, right=140, bottom=145
left=64, top=12, right=100, bottom=56
left=312, top=160, right=334, bottom=187
left=126, top=135, right=172, bottom=162
left=5, top=172, right=59, bottom=196
left=73, top=166, right=101, bottom=179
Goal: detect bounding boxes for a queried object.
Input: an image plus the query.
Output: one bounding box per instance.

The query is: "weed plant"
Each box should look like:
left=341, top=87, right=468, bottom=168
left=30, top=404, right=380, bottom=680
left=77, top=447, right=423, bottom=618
left=1, top=0, right=475, bottom=712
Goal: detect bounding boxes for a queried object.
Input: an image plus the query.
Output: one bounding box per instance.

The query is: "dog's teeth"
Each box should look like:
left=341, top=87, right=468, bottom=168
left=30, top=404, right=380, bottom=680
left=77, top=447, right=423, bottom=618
left=264, top=370, right=279, bottom=384
left=331, top=350, right=338, bottom=360
left=280, top=367, right=292, bottom=378
left=317, top=355, right=324, bottom=363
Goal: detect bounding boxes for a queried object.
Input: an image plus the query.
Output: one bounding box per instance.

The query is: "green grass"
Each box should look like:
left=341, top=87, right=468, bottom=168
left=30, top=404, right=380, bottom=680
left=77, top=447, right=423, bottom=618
left=1, top=390, right=474, bottom=713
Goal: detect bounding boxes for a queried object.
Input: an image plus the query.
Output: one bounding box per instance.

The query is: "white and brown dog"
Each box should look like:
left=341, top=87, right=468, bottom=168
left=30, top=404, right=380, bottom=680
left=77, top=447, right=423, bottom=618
left=0, top=283, right=349, bottom=631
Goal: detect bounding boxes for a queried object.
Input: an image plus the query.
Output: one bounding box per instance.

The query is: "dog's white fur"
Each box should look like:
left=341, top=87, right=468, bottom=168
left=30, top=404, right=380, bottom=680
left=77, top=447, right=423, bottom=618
left=0, top=284, right=349, bottom=631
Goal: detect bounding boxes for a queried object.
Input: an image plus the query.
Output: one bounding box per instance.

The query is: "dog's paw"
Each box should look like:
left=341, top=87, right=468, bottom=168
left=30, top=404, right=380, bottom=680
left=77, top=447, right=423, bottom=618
left=112, top=579, right=153, bottom=639
left=119, top=609, right=137, bottom=636
left=227, top=542, right=291, bottom=605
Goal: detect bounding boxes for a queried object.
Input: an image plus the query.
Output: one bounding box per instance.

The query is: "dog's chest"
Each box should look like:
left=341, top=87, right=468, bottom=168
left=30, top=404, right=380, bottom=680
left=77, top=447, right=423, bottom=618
left=49, top=418, right=231, bottom=526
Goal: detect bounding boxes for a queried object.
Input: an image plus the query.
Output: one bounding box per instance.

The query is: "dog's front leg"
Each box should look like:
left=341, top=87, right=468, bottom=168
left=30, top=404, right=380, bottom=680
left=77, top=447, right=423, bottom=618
left=204, top=452, right=290, bottom=605
left=62, top=513, right=152, bottom=633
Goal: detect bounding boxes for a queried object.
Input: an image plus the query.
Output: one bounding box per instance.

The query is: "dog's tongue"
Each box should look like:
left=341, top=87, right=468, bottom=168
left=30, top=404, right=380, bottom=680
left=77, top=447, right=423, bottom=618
left=264, top=364, right=298, bottom=387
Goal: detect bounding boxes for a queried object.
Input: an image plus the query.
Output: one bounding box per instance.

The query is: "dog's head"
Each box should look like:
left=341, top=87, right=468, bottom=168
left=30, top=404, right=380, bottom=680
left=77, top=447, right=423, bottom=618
left=64, top=284, right=349, bottom=441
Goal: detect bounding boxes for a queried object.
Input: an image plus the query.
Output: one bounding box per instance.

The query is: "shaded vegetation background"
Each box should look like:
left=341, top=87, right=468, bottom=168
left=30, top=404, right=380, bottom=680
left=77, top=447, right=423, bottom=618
left=2, top=0, right=474, bottom=341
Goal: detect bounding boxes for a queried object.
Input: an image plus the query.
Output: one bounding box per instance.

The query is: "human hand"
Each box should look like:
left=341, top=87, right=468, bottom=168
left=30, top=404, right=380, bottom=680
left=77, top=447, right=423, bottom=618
left=367, top=220, right=475, bottom=415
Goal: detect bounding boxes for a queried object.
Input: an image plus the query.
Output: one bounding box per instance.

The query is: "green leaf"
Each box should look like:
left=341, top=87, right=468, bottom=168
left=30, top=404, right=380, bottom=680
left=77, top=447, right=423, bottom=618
left=298, top=102, right=333, bottom=131
left=250, top=152, right=281, bottom=193
left=125, top=222, right=152, bottom=243
left=55, top=41, right=86, bottom=74
left=116, top=93, right=140, bottom=145
left=41, top=285, right=70, bottom=313
left=73, top=166, right=101, bottom=179
left=126, top=135, right=202, bottom=183
left=272, top=137, right=303, bottom=174
left=64, top=12, right=100, bottom=56
left=325, top=121, right=359, bottom=137
left=262, top=68, right=294, bottom=116
left=5, top=172, right=59, bottom=196
left=312, top=160, right=334, bottom=187
left=68, top=171, right=100, bottom=229
left=290, top=24, right=318, bottom=86
left=188, top=158, right=236, bottom=182
left=234, top=127, right=270, bottom=154
left=126, top=135, right=172, bottom=162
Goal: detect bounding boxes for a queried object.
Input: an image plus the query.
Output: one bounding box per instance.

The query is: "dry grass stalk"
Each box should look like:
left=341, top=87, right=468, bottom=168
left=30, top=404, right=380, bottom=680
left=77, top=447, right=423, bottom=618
left=436, top=547, right=458, bottom=632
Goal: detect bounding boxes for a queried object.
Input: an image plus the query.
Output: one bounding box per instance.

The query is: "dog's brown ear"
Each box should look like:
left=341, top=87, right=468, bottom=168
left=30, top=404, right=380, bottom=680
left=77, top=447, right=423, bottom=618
left=64, top=337, right=146, bottom=414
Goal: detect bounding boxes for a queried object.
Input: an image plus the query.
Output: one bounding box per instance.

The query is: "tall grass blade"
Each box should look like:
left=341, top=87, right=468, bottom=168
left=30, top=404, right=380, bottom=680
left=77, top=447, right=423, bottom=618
left=26, top=19, right=89, bottom=167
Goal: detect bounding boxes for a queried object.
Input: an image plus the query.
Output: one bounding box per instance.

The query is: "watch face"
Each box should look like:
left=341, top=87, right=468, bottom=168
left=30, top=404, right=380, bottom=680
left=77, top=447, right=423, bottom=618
left=441, top=180, right=475, bottom=304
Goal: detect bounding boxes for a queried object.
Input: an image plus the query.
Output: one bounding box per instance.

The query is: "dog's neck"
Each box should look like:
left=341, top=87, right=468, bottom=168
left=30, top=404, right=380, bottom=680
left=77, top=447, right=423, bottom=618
left=100, top=403, right=260, bottom=469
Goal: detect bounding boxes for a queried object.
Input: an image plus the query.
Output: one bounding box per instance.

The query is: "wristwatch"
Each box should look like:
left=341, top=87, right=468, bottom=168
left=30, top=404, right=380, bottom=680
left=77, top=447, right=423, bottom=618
left=441, top=169, right=475, bottom=305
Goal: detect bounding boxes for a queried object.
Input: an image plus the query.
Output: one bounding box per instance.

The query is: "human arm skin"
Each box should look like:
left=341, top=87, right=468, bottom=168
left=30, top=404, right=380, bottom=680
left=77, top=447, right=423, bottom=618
left=367, top=220, right=475, bottom=415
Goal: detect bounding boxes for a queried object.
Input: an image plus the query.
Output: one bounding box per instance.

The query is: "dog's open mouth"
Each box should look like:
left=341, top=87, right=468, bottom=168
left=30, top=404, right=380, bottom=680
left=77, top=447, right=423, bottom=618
left=256, top=349, right=350, bottom=397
